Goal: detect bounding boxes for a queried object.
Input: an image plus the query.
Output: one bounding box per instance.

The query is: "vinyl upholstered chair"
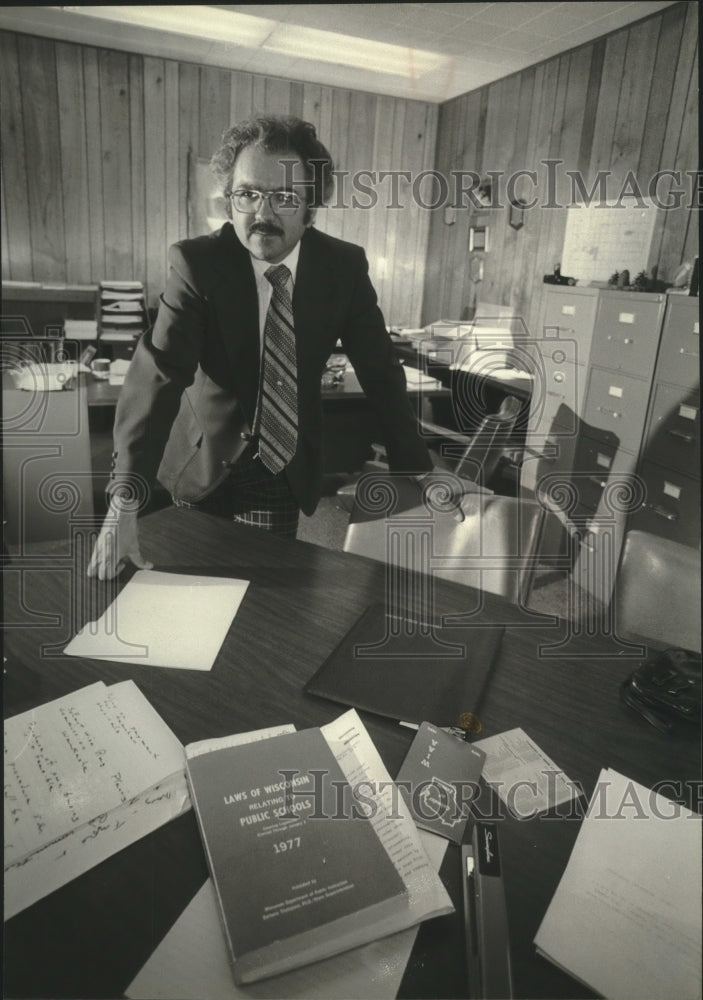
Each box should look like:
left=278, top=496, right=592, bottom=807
left=343, top=473, right=545, bottom=607
left=2, top=381, right=95, bottom=550
left=614, top=530, right=701, bottom=653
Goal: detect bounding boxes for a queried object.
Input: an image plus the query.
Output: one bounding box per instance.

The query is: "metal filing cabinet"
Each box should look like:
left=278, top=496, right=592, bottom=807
left=521, top=286, right=598, bottom=558
left=571, top=291, right=666, bottom=604
left=521, top=286, right=690, bottom=605
left=627, top=295, right=700, bottom=549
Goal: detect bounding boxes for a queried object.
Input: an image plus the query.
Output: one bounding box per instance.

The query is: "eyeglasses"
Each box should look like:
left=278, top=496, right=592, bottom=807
left=230, top=189, right=303, bottom=215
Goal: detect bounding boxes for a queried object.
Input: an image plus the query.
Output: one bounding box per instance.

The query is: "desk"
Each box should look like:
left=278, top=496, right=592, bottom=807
left=84, top=369, right=447, bottom=409
left=393, top=337, right=532, bottom=477
left=392, top=336, right=534, bottom=401
left=85, top=370, right=451, bottom=476
left=3, top=508, right=700, bottom=999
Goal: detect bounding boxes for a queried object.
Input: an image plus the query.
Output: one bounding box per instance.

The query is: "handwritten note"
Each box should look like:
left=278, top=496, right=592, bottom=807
left=4, top=680, right=188, bottom=919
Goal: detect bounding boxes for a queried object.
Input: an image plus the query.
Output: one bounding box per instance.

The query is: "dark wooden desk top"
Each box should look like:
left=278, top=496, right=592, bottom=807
left=3, top=507, right=700, bottom=999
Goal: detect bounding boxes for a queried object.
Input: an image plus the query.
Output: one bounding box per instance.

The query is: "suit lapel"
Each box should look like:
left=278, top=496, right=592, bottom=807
left=293, top=229, right=337, bottom=359
left=211, top=225, right=261, bottom=425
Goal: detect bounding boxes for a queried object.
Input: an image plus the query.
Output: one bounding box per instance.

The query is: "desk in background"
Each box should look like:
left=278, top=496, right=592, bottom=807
left=393, top=335, right=533, bottom=490
left=86, top=368, right=451, bottom=478
left=3, top=507, right=699, bottom=999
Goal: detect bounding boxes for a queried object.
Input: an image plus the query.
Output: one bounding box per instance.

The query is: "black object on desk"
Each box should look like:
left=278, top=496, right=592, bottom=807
left=462, top=822, right=513, bottom=999
left=304, top=603, right=504, bottom=727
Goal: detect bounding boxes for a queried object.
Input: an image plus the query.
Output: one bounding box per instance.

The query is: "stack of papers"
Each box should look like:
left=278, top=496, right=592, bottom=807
left=402, top=365, right=441, bottom=388
left=109, top=358, right=131, bottom=385
left=4, top=680, right=189, bottom=919
left=8, top=362, right=77, bottom=391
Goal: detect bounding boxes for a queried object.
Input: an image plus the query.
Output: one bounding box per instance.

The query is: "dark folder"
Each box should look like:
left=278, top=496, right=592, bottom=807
left=304, top=604, right=503, bottom=727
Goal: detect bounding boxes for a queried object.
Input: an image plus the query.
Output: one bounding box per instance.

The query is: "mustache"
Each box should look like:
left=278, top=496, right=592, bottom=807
left=248, top=222, right=284, bottom=237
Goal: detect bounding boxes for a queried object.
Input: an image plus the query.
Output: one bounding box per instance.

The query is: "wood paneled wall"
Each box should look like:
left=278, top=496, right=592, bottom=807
left=0, top=31, right=437, bottom=325
left=422, top=2, right=699, bottom=334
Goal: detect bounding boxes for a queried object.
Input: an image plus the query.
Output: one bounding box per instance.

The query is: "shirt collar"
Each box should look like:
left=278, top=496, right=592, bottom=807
left=250, top=240, right=301, bottom=285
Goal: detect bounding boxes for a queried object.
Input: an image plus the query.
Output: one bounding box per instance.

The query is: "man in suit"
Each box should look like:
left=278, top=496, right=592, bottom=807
left=88, top=115, right=432, bottom=579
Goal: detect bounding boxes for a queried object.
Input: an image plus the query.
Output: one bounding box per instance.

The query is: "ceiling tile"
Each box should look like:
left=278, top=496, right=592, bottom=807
left=477, top=3, right=541, bottom=28
left=434, top=19, right=508, bottom=43
left=521, top=8, right=601, bottom=37
left=0, top=2, right=681, bottom=102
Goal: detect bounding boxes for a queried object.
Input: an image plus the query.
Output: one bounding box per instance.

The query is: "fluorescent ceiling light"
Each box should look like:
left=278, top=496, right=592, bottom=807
left=263, top=23, right=447, bottom=78
left=56, top=6, right=275, bottom=47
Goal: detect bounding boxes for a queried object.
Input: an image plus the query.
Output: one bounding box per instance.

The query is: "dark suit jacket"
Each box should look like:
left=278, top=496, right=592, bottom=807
left=111, top=224, right=432, bottom=515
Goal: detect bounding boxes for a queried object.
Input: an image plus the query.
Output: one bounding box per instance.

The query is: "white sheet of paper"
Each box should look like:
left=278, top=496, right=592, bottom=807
left=535, top=768, right=702, bottom=1000
left=319, top=710, right=453, bottom=922
left=4, top=680, right=188, bottom=919
left=64, top=570, right=249, bottom=670
left=474, top=727, right=580, bottom=817
left=126, top=831, right=447, bottom=1000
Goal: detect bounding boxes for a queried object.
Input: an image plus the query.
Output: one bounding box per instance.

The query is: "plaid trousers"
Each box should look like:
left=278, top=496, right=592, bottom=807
left=172, top=449, right=300, bottom=539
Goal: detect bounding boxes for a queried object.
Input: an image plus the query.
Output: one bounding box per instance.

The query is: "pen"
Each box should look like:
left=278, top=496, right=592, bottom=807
left=461, top=844, right=482, bottom=999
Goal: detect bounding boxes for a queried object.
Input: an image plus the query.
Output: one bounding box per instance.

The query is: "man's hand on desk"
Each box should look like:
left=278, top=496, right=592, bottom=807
left=86, top=498, right=153, bottom=580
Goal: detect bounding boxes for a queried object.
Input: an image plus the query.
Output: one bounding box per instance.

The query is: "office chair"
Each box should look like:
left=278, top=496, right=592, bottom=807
left=3, top=381, right=95, bottom=549
left=421, top=393, right=523, bottom=486
left=614, top=530, right=701, bottom=653
left=343, top=473, right=545, bottom=606
left=336, top=394, right=523, bottom=513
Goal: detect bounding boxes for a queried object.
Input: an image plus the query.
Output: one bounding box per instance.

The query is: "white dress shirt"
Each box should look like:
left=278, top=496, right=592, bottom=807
left=250, top=242, right=301, bottom=351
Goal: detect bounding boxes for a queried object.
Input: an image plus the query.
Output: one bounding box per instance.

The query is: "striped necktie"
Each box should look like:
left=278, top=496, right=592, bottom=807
left=257, top=264, right=298, bottom=474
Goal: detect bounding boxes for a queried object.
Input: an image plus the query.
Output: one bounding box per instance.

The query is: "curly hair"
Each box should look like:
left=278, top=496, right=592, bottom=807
left=210, top=116, right=335, bottom=219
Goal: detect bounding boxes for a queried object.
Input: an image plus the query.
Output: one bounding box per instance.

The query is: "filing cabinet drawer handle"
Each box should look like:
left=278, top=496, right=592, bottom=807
left=597, top=406, right=621, bottom=419
left=649, top=504, right=678, bottom=522
left=667, top=428, right=695, bottom=444
left=679, top=348, right=698, bottom=357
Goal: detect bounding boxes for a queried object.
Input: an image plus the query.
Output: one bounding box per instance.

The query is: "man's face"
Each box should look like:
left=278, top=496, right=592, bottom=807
left=229, top=145, right=313, bottom=263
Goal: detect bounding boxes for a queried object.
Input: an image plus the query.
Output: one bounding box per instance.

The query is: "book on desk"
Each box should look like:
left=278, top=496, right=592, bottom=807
left=184, top=709, right=453, bottom=985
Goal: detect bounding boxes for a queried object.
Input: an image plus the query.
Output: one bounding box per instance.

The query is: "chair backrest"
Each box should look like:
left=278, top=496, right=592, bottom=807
left=3, top=381, right=94, bottom=549
left=343, top=474, right=545, bottom=606
left=614, top=530, right=701, bottom=652
left=453, top=395, right=522, bottom=486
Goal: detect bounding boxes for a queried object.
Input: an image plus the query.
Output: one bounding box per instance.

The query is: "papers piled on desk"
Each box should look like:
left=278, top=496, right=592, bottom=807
left=108, top=357, right=131, bottom=385
left=402, top=365, right=441, bottom=388
left=4, top=680, right=189, bottom=919
left=8, top=361, right=78, bottom=391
